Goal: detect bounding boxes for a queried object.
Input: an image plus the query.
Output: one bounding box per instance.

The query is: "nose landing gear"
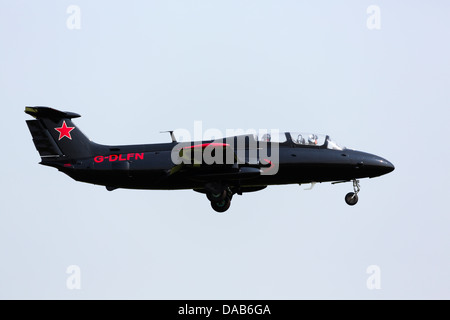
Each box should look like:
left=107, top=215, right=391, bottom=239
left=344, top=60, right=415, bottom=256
left=345, top=179, right=360, bottom=206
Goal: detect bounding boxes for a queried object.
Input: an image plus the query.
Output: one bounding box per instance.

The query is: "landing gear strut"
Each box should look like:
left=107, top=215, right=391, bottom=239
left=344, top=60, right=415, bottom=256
left=345, top=179, right=360, bottom=206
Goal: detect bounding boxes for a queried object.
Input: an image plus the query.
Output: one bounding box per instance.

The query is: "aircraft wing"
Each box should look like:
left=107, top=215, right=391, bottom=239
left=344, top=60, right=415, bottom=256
left=168, top=141, right=270, bottom=182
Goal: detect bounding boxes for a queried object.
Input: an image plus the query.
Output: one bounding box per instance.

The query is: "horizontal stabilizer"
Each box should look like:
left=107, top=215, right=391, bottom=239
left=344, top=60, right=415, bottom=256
left=25, top=106, right=81, bottom=120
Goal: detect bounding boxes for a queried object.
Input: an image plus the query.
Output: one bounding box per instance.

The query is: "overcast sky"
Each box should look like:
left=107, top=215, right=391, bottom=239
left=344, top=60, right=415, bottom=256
left=0, top=0, right=449, bottom=299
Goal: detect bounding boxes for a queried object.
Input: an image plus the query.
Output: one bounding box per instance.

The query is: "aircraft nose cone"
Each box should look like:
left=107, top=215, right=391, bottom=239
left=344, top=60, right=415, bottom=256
left=377, top=158, right=395, bottom=174
left=364, top=156, right=395, bottom=176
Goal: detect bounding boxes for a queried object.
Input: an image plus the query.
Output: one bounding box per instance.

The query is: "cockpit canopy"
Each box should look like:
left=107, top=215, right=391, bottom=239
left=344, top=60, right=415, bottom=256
left=289, top=132, right=344, bottom=150
left=290, top=132, right=325, bottom=146
left=257, top=132, right=344, bottom=150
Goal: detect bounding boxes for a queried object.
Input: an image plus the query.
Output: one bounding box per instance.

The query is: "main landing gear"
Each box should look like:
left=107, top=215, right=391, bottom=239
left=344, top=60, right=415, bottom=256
left=345, top=179, right=360, bottom=206
left=205, top=184, right=233, bottom=213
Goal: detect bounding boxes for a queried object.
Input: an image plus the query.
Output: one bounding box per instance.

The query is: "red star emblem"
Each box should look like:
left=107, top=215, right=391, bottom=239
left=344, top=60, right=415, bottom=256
left=55, top=121, right=75, bottom=140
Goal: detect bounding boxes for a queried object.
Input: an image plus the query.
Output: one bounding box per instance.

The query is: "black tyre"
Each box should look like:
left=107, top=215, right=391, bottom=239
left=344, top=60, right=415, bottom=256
left=345, top=192, right=358, bottom=206
left=206, top=190, right=227, bottom=202
left=211, top=198, right=231, bottom=213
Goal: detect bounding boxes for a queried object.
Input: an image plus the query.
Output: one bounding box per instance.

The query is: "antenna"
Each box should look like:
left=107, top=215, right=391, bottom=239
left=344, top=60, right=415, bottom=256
left=160, top=130, right=177, bottom=143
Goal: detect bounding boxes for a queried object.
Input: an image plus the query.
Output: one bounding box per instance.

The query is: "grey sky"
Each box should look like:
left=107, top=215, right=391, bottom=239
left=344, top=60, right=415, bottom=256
left=0, top=0, right=449, bottom=299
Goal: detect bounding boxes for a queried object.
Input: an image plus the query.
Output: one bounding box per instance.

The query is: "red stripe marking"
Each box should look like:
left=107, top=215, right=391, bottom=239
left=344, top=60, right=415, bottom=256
left=183, top=143, right=230, bottom=150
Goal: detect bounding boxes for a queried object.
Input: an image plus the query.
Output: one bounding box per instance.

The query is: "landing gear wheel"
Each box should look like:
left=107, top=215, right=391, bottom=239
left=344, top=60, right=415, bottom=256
left=345, top=180, right=360, bottom=206
left=206, top=190, right=227, bottom=202
left=345, top=192, right=358, bottom=206
left=211, top=198, right=231, bottom=213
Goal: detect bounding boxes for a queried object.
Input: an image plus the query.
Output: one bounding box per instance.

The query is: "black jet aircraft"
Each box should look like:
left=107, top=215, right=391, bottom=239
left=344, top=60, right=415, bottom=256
left=25, top=106, right=394, bottom=212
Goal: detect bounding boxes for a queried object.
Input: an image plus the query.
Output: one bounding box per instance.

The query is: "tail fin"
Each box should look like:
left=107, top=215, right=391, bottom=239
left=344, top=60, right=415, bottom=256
left=25, top=106, right=95, bottom=160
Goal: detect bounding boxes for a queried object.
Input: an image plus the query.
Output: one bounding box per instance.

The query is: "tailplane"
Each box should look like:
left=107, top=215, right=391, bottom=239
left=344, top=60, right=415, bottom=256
left=25, top=106, right=95, bottom=160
